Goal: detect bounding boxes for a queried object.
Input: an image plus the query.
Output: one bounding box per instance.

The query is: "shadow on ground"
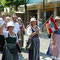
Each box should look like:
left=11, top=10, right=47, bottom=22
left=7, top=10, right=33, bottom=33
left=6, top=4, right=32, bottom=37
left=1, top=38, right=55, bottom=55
left=40, top=52, right=51, bottom=60
left=21, top=48, right=28, bottom=53
left=18, top=54, right=27, bottom=60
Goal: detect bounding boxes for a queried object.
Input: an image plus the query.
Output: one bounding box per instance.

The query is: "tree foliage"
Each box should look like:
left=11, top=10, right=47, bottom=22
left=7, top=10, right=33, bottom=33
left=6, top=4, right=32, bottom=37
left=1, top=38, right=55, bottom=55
left=1, top=0, right=24, bottom=10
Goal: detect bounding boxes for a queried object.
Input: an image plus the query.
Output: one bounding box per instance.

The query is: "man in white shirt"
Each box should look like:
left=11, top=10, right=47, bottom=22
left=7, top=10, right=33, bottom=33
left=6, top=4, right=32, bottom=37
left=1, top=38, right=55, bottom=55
left=12, top=15, right=20, bottom=34
left=12, top=15, right=22, bottom=52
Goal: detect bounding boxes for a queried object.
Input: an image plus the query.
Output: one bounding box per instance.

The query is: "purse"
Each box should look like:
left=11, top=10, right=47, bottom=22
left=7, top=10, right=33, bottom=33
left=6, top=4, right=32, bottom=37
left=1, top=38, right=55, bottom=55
left=26, top=38, right=32, bottom=50
left=9, top=47, right=17, bottom=54
left=7, top=45, right=17, bottom=54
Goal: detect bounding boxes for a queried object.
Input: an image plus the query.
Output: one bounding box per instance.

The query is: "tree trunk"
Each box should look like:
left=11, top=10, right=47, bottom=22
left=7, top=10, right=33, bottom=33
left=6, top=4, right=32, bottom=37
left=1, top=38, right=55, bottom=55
left=24, top=2, right=27, bottom=27
left=15, top=0, right=18, bottom=11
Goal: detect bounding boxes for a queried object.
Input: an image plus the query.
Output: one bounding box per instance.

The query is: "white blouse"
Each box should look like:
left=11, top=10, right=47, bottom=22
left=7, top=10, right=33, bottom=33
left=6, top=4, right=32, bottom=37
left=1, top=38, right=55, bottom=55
left=3, top=31, right=19, bottom=43
left=27, top=25, right=41, bottom=36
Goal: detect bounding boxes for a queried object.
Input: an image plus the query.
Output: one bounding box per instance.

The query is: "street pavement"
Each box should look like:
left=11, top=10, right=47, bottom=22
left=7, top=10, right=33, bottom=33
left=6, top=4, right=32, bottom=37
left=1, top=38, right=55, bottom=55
left=0, top=32, right=52, bottom=60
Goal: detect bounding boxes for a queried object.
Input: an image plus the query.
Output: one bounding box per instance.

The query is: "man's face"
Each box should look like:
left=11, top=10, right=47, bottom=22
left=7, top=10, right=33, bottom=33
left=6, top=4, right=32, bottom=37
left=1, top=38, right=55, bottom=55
left=13, top=17, right=17, bottom=22
left=2, top=15, right=6, bottom=20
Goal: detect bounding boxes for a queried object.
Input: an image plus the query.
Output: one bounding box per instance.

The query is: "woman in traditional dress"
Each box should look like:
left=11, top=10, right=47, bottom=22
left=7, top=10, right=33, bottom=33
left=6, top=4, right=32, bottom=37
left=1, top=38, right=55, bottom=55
left=27, top=17, right=41, bottom=60
left=1, top=21, right=20, bottom=60
left=50, top=16, right=60, bottom=60
left=17, top=17, right=25, bottom=47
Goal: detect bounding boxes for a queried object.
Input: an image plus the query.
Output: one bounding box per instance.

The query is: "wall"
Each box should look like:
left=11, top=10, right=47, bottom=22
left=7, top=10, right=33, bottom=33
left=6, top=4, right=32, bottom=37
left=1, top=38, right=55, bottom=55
left=28, top=0, right=43, bottom=4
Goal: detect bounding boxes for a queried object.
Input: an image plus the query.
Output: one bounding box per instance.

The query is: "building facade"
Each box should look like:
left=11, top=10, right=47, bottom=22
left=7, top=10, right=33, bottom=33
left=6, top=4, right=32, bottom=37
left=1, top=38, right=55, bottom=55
left=26, top=0, right=60, bottom=22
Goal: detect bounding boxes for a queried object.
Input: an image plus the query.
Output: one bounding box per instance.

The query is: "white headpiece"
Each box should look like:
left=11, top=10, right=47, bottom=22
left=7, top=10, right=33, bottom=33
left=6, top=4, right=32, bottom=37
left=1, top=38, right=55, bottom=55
left=18, top=17, right=22, bottom=20
left=6, top=17, right=10, bottom=20
left=30, top=18, right=36, bottom=22
left=7, top=21, right=14, bottom=27
left=55, top=16, right=60, bottom=20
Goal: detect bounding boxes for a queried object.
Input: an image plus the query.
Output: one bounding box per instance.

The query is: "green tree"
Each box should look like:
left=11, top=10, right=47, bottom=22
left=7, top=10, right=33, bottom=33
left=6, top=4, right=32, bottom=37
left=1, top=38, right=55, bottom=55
left=0, top=0, right=4, bottom=11
left=1, top=0, right=24, bottom=11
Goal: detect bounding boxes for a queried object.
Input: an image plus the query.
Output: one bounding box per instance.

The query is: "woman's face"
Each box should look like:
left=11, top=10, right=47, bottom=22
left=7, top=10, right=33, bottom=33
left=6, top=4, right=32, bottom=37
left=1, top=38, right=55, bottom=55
left=5, top=19, right=10, bottom=22
left=55, top=20, right=60, bottom=23
left=31, top=21, right=36, bottom=25
left=18, top=20, right=21, bottom=24
left=9, top=26, right=14, bottom=31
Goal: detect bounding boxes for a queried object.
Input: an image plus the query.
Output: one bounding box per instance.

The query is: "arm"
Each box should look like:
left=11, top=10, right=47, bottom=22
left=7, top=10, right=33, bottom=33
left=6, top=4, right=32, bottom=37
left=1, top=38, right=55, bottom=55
left=38, top=28, right=41, bottom=37
left=18, top=31, right=22, bottom=40
left=16, top=34, right=20, bottom=48
left=27, top=27, right=40, bottom=38
left=30, top=31, right=37, bottom=38
left=27, top=27, right=37, bottom=38
left=0, top=22, right=6, bottom=34
left=38, top=33, right=41, bottom=37
left=51, top=32, right=55, bottom=44
left=30, top=29, right=40, bottom=38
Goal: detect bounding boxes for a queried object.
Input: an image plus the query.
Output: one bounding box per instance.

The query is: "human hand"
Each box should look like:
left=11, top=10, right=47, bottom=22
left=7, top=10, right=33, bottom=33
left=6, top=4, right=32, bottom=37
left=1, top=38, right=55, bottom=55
left=36, top=29, right=40, bottom=34
left=52, top=40, right=55, bottom=45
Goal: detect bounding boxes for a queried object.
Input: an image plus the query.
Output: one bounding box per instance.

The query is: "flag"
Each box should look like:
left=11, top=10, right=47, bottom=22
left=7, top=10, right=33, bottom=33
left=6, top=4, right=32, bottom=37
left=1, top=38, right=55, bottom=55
left=46, top=17, right=58, bottom=34
left=46, top=22, right=52, bottom=34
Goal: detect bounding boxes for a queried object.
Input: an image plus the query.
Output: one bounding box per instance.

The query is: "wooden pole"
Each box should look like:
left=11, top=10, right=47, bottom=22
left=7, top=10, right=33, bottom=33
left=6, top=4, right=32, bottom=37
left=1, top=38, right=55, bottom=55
left=41, top=15, right=53, bottom=27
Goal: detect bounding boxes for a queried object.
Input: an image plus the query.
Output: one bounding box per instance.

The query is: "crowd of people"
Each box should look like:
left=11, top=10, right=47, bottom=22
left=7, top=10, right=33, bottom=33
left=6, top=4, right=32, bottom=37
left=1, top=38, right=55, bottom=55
left=0, top=12, right=26, bottom=60
left=0, top=12, right=60, bottom=60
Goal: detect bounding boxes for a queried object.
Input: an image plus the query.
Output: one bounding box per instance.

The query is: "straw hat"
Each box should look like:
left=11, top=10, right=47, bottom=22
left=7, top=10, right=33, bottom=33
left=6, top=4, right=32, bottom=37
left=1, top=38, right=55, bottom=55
left=55, top=16, right=60, bottom=20
left=30, top=18, right=36, bottom=22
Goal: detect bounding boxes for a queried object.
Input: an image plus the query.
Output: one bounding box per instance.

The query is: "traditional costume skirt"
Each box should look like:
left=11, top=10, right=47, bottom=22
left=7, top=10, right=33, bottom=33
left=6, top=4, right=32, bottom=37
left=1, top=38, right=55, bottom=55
left=5, top=44, right=18, bottom=60
left=50, top=34, right=60, bottom=57
left=29, top=37, right=40, bottom=60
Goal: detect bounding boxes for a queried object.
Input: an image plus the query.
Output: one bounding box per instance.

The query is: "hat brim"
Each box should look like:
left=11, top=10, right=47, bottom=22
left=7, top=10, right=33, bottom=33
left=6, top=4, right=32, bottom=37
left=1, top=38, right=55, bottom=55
left=30, top=20, right=36, bottom=22
left=7, top=26, right=14, bottom=30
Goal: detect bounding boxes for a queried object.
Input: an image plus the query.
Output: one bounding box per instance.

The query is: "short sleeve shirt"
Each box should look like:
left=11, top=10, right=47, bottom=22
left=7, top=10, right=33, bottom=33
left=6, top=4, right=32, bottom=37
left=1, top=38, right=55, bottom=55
left=13, top=22, right=20, bottom=34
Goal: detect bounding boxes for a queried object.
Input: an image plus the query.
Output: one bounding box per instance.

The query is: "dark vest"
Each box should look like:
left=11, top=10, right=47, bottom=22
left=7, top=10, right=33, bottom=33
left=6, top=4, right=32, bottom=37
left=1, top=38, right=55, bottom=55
left=6, top=33, right=16, bottom=44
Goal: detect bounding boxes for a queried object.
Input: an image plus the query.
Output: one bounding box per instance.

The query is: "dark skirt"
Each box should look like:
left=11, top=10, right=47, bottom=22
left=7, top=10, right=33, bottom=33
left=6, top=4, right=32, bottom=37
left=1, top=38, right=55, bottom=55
left=29, top=37, right=40, bottom=60
left=2, top=44, right=18, bottom=60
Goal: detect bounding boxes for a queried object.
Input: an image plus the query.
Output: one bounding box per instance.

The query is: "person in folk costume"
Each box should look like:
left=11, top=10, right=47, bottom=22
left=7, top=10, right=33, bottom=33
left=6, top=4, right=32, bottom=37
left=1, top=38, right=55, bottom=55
left=1, top=21, right=20, bottom=60
left=12, top=15, right=21, bottom=53
left=27, top=17, right=41, bottom=60
left=50, top=16, right=60, bottom=60
left=17, top=17, right=25, bottom=48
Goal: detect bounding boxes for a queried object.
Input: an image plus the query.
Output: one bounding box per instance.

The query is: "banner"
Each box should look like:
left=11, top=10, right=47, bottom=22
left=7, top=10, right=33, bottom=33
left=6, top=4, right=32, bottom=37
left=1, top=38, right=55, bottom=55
left=46, top=17, right=58, bottom=34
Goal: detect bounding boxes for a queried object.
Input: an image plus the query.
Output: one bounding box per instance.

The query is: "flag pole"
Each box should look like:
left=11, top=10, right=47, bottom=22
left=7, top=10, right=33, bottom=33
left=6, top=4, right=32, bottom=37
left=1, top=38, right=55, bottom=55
left=41, top=15, right=53, bottom=27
